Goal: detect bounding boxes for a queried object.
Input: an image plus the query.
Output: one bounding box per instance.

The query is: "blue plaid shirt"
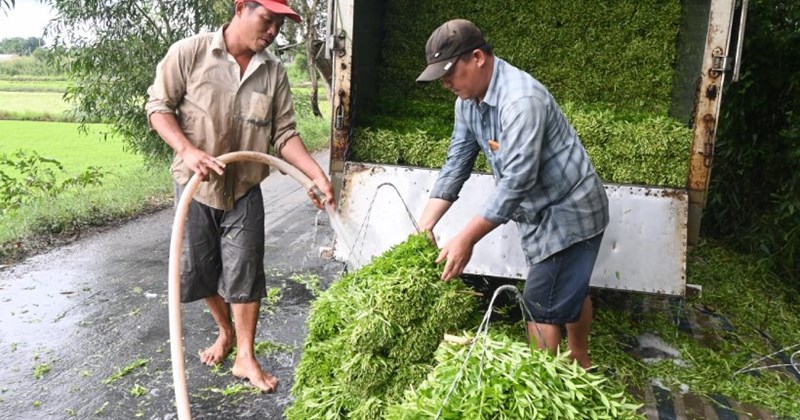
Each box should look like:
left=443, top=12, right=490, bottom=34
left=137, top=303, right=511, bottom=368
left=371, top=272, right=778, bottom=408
left=430, top=57, right=609, bottom=264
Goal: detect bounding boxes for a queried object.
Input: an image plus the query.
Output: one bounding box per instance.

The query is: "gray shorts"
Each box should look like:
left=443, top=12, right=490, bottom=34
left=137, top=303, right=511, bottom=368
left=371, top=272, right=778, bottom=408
left=523, top=232, right=604, bottom=324
left=175, top=183, right=266, bottom=304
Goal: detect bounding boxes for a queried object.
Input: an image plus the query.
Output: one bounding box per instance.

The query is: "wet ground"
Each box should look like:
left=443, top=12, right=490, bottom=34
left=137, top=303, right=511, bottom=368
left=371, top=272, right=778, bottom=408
left=0, top=150, right=343, bottom=419
left=0, top=149, right=792, bottom=419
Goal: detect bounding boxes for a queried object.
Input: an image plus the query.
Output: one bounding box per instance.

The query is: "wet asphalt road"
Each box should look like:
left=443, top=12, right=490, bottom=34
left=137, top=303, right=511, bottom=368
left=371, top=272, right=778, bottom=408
left=0, top=150, right=342, bottom=420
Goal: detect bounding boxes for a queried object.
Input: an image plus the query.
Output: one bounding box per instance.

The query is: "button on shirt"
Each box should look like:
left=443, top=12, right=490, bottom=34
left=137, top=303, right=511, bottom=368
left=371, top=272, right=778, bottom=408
left=430, top=58, right=609, bottom=264
left=145, top=26, right=299, bottom=210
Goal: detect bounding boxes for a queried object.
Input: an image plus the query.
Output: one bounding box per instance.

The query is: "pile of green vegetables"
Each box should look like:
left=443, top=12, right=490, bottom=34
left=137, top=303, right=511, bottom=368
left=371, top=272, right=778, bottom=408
left=351, top=103, right=691, bottom=187
left=288, top=234, right=643, bottom=418
left=351, top=0, right=692, bottom=188
left=286, top=234, right=479, bottom=419
left=387, top=331, right=642, bottom=419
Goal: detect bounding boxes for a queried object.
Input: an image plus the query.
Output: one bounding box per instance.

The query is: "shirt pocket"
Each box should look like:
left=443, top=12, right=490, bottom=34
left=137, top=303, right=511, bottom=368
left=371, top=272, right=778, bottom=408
left=245, top=92, right=273, bottom=127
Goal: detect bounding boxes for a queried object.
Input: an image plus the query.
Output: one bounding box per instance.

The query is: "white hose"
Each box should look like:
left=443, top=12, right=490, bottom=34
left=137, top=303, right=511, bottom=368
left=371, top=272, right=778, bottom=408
left=168, top=151, right=319, bottom=420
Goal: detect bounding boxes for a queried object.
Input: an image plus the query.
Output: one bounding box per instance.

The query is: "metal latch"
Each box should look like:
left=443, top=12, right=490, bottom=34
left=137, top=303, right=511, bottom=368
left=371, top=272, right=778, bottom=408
left=711, top=49, right=731, bottom=75
left=703, top=127, right=715, bottom=168
left=703, top=114, right=715, bottom=168
left=332, top=31, right=347, bottom=57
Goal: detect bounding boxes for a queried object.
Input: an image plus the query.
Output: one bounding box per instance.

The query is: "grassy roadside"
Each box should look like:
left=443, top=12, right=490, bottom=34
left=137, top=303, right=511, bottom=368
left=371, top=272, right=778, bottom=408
left=0, top=120, right=173, bottom=261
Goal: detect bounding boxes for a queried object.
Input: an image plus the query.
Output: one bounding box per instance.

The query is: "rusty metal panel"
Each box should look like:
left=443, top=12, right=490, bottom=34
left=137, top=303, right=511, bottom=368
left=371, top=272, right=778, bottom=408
left=328, top=0, right=355, bottom=195
left=334, top=163, right=688, bottom=295
left=687, top=0, right=739, bottom=245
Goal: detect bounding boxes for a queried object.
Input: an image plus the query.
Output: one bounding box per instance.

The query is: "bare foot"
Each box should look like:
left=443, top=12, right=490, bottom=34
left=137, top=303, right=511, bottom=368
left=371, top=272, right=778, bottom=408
left=231, top=355, right=278, bottom=393
left=569, top=352, right=592, bottom=370
left=199, top=331, right=235, bottom=366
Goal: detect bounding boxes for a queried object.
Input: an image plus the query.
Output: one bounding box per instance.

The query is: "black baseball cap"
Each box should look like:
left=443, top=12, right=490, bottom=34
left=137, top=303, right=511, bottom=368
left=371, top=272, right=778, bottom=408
left=416, top=19, right=487, bottom=83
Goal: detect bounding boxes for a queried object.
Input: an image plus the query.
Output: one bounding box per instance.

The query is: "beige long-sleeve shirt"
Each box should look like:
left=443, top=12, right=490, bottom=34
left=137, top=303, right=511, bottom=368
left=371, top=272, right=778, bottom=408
left=146, top=25, right=299, bottom=210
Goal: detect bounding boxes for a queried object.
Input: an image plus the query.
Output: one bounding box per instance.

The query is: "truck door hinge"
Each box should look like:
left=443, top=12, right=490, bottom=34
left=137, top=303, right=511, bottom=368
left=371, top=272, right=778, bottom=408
left=711, top=49, right=732, bottom=76
left=703, top=127, right=715, bottom=168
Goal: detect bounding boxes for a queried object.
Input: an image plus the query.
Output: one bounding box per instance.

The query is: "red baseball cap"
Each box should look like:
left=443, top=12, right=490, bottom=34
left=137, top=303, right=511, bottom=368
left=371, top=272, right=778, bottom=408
left=235, top=0, right=301, bottom=23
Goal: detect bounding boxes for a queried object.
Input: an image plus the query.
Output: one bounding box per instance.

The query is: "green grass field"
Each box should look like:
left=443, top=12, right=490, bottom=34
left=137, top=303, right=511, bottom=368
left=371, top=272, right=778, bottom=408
left=0, top=120, right=145, bottom=177
left=0, top=120, right=172, bottom=256
left=0, top=121, right=170, bottom=171
left=0, top=79, right=70, bottom=92
left=0, top=91, right=68, bottom=115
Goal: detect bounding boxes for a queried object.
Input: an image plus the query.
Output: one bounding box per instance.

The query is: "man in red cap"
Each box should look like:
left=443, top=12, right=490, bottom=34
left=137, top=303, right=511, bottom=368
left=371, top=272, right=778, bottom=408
left=146, top=1, right=333, bottom=393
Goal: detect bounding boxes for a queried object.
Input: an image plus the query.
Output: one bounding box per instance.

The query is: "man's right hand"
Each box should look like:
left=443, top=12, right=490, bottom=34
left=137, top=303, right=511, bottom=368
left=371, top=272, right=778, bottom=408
left=149, top=113, right=225, bottom=180
left=180, top=146, right=226, bottom=179
left=423, top=229, right=438, bottom=247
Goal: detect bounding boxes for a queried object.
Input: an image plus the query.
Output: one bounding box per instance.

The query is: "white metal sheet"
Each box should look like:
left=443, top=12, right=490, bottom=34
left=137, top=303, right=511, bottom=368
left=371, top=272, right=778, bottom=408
left=334, top=163, right=687, bottom=295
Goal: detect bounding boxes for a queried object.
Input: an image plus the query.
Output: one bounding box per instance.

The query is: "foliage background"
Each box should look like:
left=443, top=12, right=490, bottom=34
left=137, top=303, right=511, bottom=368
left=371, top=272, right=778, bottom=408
left=704, top=0, right=800, bottom=286
left=46, top=0, right=232, bottom=162
left=349, top=0, right=691, bottom=187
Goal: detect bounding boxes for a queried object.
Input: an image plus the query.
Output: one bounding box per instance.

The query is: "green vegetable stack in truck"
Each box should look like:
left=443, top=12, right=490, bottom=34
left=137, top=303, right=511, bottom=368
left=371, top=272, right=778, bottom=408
left=324, top=0, right=747, bottom=296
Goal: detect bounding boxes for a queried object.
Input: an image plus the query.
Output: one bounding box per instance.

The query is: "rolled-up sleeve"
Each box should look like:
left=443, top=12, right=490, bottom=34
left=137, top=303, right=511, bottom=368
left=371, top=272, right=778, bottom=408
left=270, top=67, right=300, bottom=157
left=430, top=101, right=480, bottom=202
left=481, top=97, right=544, bottom=224
left=145, top=43, right=187, bottom=125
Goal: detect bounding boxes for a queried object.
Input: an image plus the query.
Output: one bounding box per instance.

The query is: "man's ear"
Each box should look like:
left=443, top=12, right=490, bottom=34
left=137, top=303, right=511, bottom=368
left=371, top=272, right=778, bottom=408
left=474, top=49, right=487, bottom=67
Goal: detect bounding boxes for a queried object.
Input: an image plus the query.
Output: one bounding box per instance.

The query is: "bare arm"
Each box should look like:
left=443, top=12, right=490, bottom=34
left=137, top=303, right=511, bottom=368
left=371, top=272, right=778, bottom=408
left=149, top=112, right=225, bottom=178
left=280, top=135, right=335, bottom=209
left=418, top=198, right=453, bottom=233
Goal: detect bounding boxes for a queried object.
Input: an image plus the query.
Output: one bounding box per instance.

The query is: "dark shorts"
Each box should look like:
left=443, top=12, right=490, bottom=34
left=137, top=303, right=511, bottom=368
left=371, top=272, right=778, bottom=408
left=523, top=232, right=604, bottom=325
left=175, top=183, right=266, bottom=304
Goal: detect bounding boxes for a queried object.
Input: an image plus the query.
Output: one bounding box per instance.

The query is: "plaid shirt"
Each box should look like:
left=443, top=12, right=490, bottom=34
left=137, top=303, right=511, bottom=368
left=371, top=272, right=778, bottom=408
left=430, top=58, right=609, bottom=264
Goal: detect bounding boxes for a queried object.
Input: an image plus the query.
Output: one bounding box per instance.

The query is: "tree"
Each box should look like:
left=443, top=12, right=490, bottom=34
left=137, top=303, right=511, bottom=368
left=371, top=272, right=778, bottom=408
left=705, top=0, right=800, bottom=285
left=44, top=0, right=231, bottom=161
left=288, top=0, right=330, bottom=117
left=0, top=37, right=43, bottom=55
left=44, top=0, right=329, bottom=162
left=1, top=0, right=14, bottom=15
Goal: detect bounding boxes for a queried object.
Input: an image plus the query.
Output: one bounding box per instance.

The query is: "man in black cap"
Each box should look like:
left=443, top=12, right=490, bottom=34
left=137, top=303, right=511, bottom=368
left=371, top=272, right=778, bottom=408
left=416, top=19, right=609, bottom=368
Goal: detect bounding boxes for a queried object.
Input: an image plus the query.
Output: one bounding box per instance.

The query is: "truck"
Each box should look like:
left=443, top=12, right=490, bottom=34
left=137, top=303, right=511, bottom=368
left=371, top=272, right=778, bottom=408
left=321, top=0, right=748, bottom=296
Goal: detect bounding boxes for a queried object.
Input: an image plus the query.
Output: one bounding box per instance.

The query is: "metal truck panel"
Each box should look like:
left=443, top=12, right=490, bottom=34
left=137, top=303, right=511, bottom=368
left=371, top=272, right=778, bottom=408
left=326, top=0, right=744, bottom=295
left=334, top=163, right=687, bottom=295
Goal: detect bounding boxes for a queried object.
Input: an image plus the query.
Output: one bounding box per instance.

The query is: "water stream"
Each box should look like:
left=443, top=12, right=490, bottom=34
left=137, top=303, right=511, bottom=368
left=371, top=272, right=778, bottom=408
left=324, top=202, right=367, bottom=267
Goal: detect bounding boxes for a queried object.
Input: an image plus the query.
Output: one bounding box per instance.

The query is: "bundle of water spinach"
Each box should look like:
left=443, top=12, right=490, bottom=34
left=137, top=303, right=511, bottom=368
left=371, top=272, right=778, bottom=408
left=286, top=233, right=480, bottom=419
left=387, top=330, right=643, bottom=419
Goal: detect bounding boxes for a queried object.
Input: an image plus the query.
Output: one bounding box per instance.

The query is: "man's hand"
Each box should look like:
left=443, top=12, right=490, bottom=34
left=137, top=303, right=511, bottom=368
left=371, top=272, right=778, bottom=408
left=435, top=233, right=474, bottom=281
left=148, top=113, right=224, bottom=180
left=433, top=216, right=498, bottom=281
left=308, top=176, right=335, bottom=210
left=180, top=146, right=225, bottom=179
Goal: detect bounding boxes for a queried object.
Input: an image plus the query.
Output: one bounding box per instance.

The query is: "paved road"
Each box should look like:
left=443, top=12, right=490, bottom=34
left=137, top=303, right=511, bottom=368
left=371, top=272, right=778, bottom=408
left=0, top=150, right=341, bottom=420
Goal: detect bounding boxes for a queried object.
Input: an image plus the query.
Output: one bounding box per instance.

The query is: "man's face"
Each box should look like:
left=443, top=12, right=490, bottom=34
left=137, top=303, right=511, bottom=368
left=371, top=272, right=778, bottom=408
left=240, top=5, right=285, bottom=52
left=441, top=52, right=482, bottom=100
